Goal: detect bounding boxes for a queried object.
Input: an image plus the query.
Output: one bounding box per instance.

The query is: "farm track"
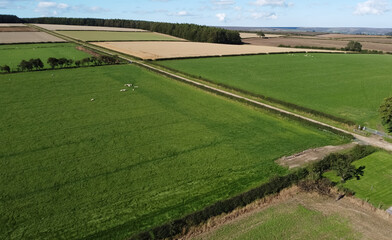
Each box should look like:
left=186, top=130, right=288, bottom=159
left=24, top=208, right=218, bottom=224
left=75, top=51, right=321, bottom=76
left=29, top=24, right=392, bottom=152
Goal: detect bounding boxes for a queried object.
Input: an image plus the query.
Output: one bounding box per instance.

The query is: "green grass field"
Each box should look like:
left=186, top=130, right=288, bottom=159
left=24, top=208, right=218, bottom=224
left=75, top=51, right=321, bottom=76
left=158, top=53, right=392, bottom=128
left=56, top=31, right=181, bottom=42
left=0, top=65, right=347, bottom=239
left=195, top=204, right=359, bottom=240
left=0, top=43, right=91, bottom=71
left=324, top=151, right=392, bottom=209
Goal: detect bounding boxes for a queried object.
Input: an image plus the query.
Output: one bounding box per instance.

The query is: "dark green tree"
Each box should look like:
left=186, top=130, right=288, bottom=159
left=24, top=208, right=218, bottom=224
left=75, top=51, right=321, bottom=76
left=75, top=60, right=81, bottom=67
left=331, top=155, right=365, bottom=182
left=0, top=65, right=10, bottom=73
left=379, top=97, right=392, bottom=132
left=47, top=57, right=59, bottom=69
left=257, top=31, right=265, bottom=37
left=345, top=41, right=362, bottom=52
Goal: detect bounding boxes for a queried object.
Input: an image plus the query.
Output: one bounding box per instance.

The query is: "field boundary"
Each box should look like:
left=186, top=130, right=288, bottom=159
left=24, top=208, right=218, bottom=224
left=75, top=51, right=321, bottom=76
left=150, top=61, right=356, bottom=126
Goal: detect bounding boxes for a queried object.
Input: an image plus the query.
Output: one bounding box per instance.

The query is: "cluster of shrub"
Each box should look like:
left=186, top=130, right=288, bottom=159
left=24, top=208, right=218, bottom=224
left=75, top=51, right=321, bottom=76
left=0, top=55, right=120, bottom=73
left=130, top=145, right=375, bottom=240
left=24, top=17, right=242, bottom=44
left=280, top=41, right=384, bottom=54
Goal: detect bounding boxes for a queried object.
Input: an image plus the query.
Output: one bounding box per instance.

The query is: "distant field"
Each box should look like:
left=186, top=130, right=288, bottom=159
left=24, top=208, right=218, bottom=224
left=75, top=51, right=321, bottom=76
left=244, top=34, right=392, bottom=52
left=239, top=32, right=283, bottom=39
left=93, top=41, right=341, bottom=60
left=324, top=151, right=392, bottom=209
left=158, top=53, right=392, bottom=128
left=0, top=32, right=66, bottom=44
left=57, top=30, right=182, bottom=42
left=0, top=65, right=346, bottom=239
left=0, top=26, right=38, bottom=32
left=195, top=204, right=358, bottom=240
left=34, top=24, right=146, bottom=32
left=0, top=43, right=91, bottom=70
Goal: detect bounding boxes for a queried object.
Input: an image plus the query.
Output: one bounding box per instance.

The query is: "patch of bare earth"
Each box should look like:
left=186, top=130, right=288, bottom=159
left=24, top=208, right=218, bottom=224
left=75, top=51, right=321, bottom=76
left=177, top=187, right=392, bottom=240
left=92, top=41, right=342, bottom=60
left=0, top=27, right=38, bottom=32
left=0, top=32, right=66, bottom=44
left=276, top=142, right=357, bottom=169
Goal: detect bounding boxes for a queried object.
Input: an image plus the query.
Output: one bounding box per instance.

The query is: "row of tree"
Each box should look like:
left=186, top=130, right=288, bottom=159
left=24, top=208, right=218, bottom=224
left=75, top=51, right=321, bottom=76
left=1, top=55, right=120, bottom=73
left=0, top=14, right=24, bottom=23
left=23, top=17, right=242, bottom=44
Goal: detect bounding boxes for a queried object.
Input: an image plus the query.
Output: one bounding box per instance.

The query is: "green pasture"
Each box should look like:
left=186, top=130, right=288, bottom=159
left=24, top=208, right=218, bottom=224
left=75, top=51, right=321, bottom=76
left=158, top=53, right=392, bottom=129
left=56, top=31, right=181, bottom=42
left=195, top=204, right=358, bottom=240
left=0, top=43, right=91, bottom=71
left=324, top=151, right=392, bottom=209
left=0, top=65, right=346, bottom=239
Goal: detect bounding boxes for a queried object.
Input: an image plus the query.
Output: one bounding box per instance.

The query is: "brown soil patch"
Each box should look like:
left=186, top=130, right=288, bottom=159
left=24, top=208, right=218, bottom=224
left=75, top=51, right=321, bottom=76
left=0, top=27, right=38, bottom=32
left=0, top=32, right=66, bottom=44
left=178, top=187, right=392, bottom=240
left=76, top=46, right=101, bottom=58
left=276, top=142, right=357, bottom=169
left=240, top=32, right=283, bottom=39
left=92, top=41, right=342, bottom=60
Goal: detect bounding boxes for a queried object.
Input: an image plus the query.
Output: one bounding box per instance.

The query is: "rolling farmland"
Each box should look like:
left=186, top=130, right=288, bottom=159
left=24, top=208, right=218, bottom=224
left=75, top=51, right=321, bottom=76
left=324, top=151, right=392, bottom=209
left=0, top=64, right=347, bottom=239
left=158, top=53, right=392, bottom=128
left=0, top=43, right=92, bottom=70
left=57, top=31, right=182, bottom=42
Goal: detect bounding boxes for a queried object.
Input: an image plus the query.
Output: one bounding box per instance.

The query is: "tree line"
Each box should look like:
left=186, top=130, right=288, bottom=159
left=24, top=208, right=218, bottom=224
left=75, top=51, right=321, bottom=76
left=23, top=17, right=242, bottom=44
left=0, top=14, right=24, bottom=23
left=0, top=55, right=120, bottom=73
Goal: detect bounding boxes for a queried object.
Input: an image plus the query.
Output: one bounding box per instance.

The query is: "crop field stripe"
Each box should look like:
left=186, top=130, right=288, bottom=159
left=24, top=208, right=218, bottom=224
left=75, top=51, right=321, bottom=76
left=1, top=65, right=348, bottom=239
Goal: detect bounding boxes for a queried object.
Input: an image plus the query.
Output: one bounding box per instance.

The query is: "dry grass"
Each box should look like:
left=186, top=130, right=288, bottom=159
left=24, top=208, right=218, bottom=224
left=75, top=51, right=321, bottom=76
left=33, top=24, right=146, bottom=32
left=0, top=32, right=66, bottom=44
left=92, top=41, right=342, bottom=60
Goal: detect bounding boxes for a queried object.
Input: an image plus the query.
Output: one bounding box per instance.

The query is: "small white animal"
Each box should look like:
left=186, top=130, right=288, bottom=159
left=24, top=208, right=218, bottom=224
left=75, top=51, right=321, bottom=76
left=120, top=89, right=127, bottom=92
left=91, top=98, right=95, bottom=101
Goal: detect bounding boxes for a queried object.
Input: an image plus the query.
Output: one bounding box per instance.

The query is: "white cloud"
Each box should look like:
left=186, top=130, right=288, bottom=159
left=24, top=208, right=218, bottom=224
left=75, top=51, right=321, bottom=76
left=35, top=1, right=106, bottom=16
left=354, top=0, right=389, bottom=15
left=212, top=0, right=235, bottom=6
left=251, top=0, right=288, bottom=7
left=169, top=10, right=192, bottom=16
left=216, top=13, right=227, bottom=22
left=251, top=12, right=278, bottom=20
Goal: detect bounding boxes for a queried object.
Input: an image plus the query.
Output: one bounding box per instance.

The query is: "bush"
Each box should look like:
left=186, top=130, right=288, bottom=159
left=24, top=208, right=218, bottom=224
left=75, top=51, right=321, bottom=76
left=345, top=41, right=362, bottom=52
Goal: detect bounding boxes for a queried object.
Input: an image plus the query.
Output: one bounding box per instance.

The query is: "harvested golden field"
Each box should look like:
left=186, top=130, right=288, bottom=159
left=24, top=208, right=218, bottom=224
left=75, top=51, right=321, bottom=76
left=240, top=32, right=283, bottom=39
left=0, top=32, right=66, bottom=44
left=34, top=24, right=146, bottom=32
left=0, top=23, right=26, bottom=27
left=93, top=41, right=341, bottom=60
left=244, top=37, right=392, bottom=52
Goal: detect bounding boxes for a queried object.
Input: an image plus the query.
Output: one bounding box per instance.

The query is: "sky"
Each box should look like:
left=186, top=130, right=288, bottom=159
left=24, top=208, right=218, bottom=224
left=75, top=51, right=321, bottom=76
left=1, top=0, right=391, bottom=28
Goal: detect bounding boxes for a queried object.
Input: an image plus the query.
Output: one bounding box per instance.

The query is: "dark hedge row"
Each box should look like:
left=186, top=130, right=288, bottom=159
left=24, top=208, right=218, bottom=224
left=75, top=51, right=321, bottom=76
left=129, top=145, right=375, bottom=240
left=130, top=169, right=309, bottom=240
left=151, top=62, right=356, bottom=127
left=23, top=17, right=242, bottom=44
